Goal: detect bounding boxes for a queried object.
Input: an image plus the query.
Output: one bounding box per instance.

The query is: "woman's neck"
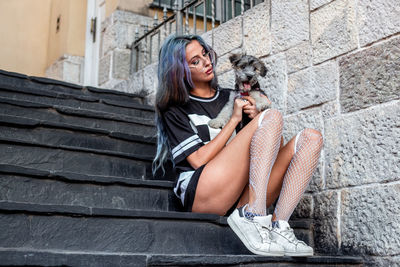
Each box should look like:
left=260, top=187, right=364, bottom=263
left=190, top=83, right=215, bottom=98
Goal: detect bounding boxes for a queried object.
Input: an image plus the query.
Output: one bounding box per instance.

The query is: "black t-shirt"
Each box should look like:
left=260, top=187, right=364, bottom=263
left=163, top=88, right=233, bottom=175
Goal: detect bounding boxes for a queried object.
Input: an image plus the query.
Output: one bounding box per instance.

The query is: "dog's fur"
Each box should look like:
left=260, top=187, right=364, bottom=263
left=209, top=53, right=271, bottom=129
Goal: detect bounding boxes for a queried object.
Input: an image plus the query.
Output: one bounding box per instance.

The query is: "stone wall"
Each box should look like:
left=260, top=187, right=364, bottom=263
left=108, top=0, right=399, bottom=265
left=98, top=10, right=153, bottom=91
left=45, top=55, right=84, bottom=85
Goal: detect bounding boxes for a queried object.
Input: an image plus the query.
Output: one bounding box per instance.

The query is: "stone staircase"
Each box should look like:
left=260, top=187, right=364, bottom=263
left=0, top=69, right=363, bottom=266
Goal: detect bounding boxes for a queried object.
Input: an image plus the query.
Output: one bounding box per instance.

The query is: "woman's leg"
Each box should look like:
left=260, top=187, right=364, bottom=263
left=273, top=128, right=323, bottom=221
left=192, top=109, right=283, bottom=215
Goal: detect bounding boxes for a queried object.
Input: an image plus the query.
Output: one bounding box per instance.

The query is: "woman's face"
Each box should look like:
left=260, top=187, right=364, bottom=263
left=185, top=40, right=214, bottom=85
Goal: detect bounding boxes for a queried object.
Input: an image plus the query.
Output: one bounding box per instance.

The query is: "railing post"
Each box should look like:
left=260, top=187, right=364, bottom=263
left=175, top=0, right=184, bottom=35
left=130, top=28, right=140, bottom=74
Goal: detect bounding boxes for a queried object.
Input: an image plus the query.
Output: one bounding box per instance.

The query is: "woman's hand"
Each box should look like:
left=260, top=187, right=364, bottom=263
left=231, top=97, right=248, bottom=123
left=242, top=96, right=260, bottom=119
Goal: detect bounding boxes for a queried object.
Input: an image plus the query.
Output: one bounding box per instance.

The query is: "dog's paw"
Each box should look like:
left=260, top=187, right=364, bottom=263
left=209, top=118, right=225, bottom=129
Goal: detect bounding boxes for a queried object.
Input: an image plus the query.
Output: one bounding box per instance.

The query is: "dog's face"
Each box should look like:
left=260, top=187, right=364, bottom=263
left=229, top=53, right=267, bottom=92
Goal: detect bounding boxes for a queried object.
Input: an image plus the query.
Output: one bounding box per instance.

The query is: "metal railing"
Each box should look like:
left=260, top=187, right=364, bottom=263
left=130, top=0, right=265, bottom=73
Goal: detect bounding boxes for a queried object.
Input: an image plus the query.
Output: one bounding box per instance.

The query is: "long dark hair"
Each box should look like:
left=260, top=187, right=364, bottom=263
left=152, top=34, right=218, bottom=175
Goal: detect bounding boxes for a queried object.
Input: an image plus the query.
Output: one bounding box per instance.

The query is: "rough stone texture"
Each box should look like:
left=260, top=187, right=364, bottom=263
left=259, top=54, right=287, bottom=113
left=292, top=194, right=313, bottom=219
left=112, top=49, right=131, bottom=80
left=311, top=0, right=358, bottom=64
left=283, top=108, right=324, bottom=192
left=364, top=256, right=400, bottom=267
left=142, top=63, right=158, bottom=103
left=243, top=1, right=271, bottom=58
left=217, top=70, right=235, bottom=89
left=324, top=101, right=400, bottom=189
left=341, top=183, right=400, bottom=256
left=285, top=42, right=312, bottom=74
left=209, top=15, right=242, bottom=56
left=310, top=0, right=335, bottom=11
left=271, top=0, right=309, bottom=53
left=125, top=68, right=145, bottom=95
left=215, top=48, right=241, bottom=75
left=45, top=55, right=84, bottom=85
left=98, top=53, right=112, bottom=85
left=314, top=191, right=340, bottom=254
left=358, top=0, right=400, bottom=46
left=321, top=101, right=340, bottom=120
left=339, top=37, right=400, bottom=113
left=287, top=60, right=337, bottom=113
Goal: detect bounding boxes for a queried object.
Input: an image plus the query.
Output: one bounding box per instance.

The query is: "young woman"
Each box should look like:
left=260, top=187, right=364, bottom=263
left=153, top=34, right=323, bottom=257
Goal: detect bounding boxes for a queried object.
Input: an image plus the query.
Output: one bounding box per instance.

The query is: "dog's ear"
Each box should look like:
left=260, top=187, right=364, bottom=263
left=253, top=58, right=267, bottom=77
left=229, top=53, right=242, bottom=65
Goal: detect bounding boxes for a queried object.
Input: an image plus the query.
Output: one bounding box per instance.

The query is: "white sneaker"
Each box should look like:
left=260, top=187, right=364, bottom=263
left=271, top=220, right=314, bottom=256
left=227, top=206, right=285, bottom=256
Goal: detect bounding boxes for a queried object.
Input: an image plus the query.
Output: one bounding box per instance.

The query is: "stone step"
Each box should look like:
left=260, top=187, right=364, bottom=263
left=0, top=96, right=155, bottom=127
left=0, top=164, right=180, bottom=212
left=0, top=69, right=150, bottom=109
left=0, top=124, right=155, bottom=160
left=0, top=142, right=150, bottom=179
left=0, top=249, right=364, bottom=267
left=0, top=201, right=312, bottom=256
left=0, top=87, right=155, bottom=121
left=0, top=104, right=156, bottom=141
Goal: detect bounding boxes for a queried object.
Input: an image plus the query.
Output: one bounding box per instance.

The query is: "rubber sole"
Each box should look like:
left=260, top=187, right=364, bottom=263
left=227, top=214, right=285, bottom=257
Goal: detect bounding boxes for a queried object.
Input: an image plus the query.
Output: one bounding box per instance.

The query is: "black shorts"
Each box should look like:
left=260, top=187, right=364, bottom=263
left=183, top=164, right=240, bottom=216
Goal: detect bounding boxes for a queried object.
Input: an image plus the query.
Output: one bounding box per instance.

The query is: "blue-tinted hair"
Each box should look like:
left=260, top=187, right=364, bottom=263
left=152, top=34, right=218, bottom=175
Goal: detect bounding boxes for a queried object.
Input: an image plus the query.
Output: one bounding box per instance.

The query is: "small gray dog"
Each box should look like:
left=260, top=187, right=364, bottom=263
left=209, top=53, right=271, bottom=129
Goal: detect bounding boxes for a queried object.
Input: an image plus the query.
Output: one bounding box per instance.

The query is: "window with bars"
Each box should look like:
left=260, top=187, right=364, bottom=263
left=151, top=0, right=264, bottom=23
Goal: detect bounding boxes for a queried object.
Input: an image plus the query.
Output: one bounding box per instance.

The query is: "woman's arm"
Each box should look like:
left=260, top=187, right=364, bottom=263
left=186, top=98, right=247, bottom=169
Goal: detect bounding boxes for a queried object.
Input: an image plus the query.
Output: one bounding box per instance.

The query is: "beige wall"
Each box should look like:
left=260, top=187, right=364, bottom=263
left=47, top=0, right=87, bottom=68
left=0, top=0, right=86, bottom=77
left=0, top=0, right=52, bottom=76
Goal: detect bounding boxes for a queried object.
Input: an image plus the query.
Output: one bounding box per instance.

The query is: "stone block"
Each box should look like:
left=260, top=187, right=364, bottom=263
left=287, top=60, right=337, bottom=113
left=215, top=48, right=241, bottom=75
left=98, top=53, right=112, bottom=86
left=313, top=191, right=340, bottom=254
left=243, top=1, right=271, bottom=57
left=217, top=70, right=235, bottom=89
left=143, top=63, right=158, bottom=97
left=310, top=0, right=334, bottom=11
left=364, top=256, right=400, bottom=267
left=211, top=15, right=242, bottom=56
left=126, top=69, right=145, bottom=95
left=101, top=16, right=116, bottom=57
left=283, top=108, right=324, bottom=192
left=358, top=0, right=400, bottom=46
left=292, top=194, right=313, bottom=219
left=259, top=54, right=287, bottom=113
left=285, top=42, right=312, bottom=74
left=339, top=37, right=400, bottom=113
left=113, top=49, right=131, bottom=80
left=341, top=183, right=400, bottom=255
left=311, top=0, right=358, bottom=64
left=324, top=101, right=400, bottom=189
left=271, top=0, right=309, bottom=53
left=321, top=101, right=340, bottom=120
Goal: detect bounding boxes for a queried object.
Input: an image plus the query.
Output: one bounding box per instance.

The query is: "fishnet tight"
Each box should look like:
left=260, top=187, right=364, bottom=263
left=274, top=128, right=323, bottom=221
left=247, top=109, right=283, bottom=216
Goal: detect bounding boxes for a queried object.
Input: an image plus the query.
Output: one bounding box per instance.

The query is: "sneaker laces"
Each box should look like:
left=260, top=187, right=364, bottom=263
left=254, top=221, right=272, bottom=244
left=279, top=226, right=306, bottom=246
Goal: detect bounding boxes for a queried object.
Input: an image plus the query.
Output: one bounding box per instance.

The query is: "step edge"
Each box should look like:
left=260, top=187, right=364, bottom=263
left=0, top=163, right=173, bottom=188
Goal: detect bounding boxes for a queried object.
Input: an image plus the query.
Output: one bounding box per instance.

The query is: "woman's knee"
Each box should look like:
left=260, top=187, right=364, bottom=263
left=301, top=128, right=324, bottom=148
left=258, top=108, right=283, bottom=127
